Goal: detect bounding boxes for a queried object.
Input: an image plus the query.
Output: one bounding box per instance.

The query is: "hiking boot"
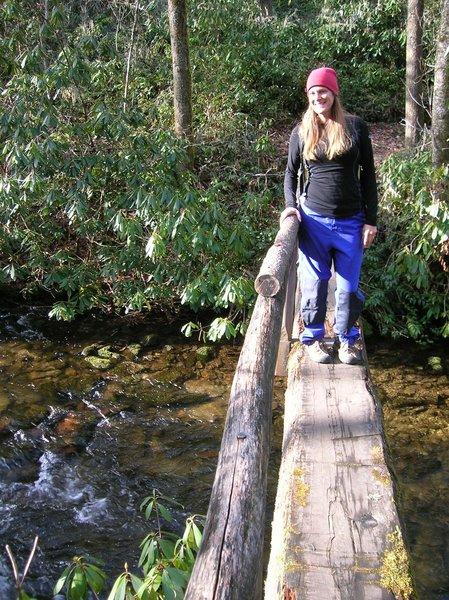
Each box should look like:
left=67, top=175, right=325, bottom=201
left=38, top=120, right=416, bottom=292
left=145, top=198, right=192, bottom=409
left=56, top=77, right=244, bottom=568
left=337, top=342, right=363, bottom=365
left=305, top=340, right=332, bottom=364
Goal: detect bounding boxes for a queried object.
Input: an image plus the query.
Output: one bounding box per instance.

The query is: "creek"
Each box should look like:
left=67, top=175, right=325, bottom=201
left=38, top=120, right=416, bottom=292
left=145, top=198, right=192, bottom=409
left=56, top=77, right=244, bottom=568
left=0, top=305, right=448, bottom=599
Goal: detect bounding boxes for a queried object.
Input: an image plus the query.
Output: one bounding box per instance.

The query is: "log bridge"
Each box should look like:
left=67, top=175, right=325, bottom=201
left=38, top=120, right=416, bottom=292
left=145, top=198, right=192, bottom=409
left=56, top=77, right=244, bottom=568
left=185, top=216, right=412, bottom=600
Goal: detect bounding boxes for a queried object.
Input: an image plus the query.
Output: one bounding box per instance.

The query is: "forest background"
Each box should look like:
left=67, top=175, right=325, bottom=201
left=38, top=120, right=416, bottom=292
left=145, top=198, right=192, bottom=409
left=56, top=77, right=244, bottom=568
left=1, top=0, right=448, bottom=344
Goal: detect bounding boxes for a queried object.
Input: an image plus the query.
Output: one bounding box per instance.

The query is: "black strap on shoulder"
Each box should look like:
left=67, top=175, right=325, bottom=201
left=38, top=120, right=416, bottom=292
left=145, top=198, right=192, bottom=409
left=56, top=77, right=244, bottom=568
left=296, top=130, right=306, bottom=206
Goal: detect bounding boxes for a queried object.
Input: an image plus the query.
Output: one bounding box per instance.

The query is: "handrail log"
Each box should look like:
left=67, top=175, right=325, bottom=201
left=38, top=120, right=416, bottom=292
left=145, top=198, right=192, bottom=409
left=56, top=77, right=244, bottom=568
left=255, top=216, right=299, bottom=297
left=184, top=216, right=299, bottom=600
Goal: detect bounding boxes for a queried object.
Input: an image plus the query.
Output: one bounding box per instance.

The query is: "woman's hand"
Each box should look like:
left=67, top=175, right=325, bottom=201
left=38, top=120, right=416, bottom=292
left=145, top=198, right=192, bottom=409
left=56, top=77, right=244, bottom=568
left=280, top=207, right=301, bottom=225
left=363, top=224, right=377, bottom=248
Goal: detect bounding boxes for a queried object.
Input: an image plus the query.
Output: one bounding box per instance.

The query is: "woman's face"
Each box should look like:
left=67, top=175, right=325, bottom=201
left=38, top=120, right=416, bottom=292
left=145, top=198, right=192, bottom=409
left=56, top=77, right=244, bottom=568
left=307, top=86, right=335, bottom=121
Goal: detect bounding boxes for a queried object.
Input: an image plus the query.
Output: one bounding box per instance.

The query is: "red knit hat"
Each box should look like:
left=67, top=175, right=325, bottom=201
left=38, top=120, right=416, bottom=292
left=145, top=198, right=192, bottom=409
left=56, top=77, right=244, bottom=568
left=306, top=67, right=339, bottom=96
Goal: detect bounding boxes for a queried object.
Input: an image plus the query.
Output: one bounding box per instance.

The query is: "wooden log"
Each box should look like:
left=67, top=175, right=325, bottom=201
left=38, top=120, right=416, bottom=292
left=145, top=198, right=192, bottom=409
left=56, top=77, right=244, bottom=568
left=265, top=344, right=411, bottom=600
left=185, top=287, right=287, bottom=600
left=275, top=247, right=297, bottom=377
left=255, top=216, right=299, bottom=297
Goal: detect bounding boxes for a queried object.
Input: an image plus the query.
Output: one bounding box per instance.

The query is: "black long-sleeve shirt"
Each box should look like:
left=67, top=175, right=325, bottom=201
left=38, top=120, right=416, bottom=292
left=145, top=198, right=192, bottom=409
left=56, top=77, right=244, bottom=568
left=284, top=115, right=378, bottom=226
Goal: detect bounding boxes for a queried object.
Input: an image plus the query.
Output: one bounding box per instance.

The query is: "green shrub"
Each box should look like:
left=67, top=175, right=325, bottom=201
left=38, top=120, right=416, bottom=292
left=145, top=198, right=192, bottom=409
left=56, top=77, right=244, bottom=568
left=298, top=0, right=406, bottom=120
left=362, top=151, right=449, bottom=340
left=0, top=0, right=278, bottom=339
left=51, top=491, right=205, bottom=600
left=1, top=0, right=446, bottom=341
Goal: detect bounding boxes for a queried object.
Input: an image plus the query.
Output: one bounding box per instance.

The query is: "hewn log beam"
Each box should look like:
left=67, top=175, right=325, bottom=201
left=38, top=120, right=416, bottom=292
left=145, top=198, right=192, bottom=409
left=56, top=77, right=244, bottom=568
left=265, top=345, right=411, bottom=599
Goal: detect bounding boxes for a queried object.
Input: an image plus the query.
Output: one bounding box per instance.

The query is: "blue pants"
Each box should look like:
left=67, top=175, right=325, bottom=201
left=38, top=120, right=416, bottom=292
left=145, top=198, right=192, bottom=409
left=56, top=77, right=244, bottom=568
left=299, top=203, right=365, bottom=345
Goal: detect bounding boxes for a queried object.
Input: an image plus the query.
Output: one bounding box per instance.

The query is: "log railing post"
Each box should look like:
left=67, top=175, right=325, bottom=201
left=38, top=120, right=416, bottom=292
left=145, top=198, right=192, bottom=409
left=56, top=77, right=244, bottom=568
left=255, top=217, right=299, bottom=298
left=184, top=216, right=299, bottom=600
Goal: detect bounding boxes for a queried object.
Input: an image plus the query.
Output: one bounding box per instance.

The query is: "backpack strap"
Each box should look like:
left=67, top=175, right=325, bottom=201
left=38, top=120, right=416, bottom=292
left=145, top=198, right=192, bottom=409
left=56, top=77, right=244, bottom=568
left=296, top=130, right=307, bottom=207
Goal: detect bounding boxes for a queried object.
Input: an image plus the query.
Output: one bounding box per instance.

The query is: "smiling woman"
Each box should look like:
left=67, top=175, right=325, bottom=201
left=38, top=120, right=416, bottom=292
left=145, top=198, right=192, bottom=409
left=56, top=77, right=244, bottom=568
left=307, top=85, right=335, bottom=119
left=305, top=66, right=340, bottom=121
left=280, top=66, right=378, bottom=366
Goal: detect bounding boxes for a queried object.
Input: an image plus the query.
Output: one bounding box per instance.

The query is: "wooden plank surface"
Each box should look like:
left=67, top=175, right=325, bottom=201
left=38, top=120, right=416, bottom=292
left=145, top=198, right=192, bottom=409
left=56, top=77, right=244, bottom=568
left=265, top=343, right=406, bottom=600
left=276, top=269, right=336, bottom=376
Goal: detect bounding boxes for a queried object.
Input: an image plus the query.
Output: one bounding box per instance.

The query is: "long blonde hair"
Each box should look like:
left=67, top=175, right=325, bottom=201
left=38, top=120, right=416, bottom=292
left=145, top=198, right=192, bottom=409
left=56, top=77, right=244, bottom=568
left=300, top=95, right=352, bottom=161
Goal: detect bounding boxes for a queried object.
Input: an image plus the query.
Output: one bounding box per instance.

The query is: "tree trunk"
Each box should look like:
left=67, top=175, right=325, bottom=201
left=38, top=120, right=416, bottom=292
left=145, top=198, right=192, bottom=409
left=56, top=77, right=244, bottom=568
left=259, top=0, right=274, bottom=17
left=431, top=0, right=449, bottom=166
left=167, top=0, right=193, bottom=148
left=405, top=0, right=424, bottom=150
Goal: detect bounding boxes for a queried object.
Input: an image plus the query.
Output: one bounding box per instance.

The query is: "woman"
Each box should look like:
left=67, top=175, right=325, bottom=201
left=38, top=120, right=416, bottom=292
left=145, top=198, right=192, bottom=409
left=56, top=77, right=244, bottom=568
left=281, top=66, right=378, bottom=364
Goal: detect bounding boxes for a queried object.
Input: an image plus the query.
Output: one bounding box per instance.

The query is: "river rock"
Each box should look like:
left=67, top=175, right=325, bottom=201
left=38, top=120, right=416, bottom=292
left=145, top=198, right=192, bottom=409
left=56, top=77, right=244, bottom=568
left=80, top=343, right=99, bottom=356
left=116, top=360, right=148, bottom=376
left=28, top=368, right=63, bottom=383
left=184, top=378, right=227, bottom=398
left=427, top=356, right=444, bottom=373
left=13, top=348, right=35, bottom=363
left=195, top=346, right=217, bottom=362
left=0, top=390, right=10, bottom=411
left=54, top=413, right=81, bottom=437
left=124, top=343, right=142, bottom=357
left=0, top=415, right=11, bottom=433
left=162, top=345, right=176, bottom=358
left=150, top=366, right=191, bottom=383
left=84, top=356, right=113, bottom=370
left=97, top=345, right=121, bottom=361
left=140, top=333, right=160, bottom=348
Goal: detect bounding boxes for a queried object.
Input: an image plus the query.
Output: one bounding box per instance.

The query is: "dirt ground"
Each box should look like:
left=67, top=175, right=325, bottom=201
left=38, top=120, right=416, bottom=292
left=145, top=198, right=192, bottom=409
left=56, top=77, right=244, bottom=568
left=369, top=122, right=404, bottom=163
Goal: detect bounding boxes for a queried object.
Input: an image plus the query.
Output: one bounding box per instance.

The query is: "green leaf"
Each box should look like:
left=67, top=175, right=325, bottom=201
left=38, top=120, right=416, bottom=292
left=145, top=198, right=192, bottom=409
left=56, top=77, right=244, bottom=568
left=161, top=573, right=176, bottom=600
left=85, top=563, right=107, bottom=593
left=111, top=577, right=128, bottom=600
left=53, top=565, right=73, bottom=594
left=70, top=569, right=87, bottom=600
left=130, top=573, right=145, bottom=593
left=139, top=537, right=156, bottom=572
left=166, top=566, right=189, bottom=589
left=159, top=538, right=175, bottom=559
left=107, top=574, right=126, bottom=600
left=192, top=522, right=203, bottom=549
left=18, top=592, right=37, bottom=600
left=157, top=493, right=183, bottom=508
left=158, top=502, right=174, bottom=524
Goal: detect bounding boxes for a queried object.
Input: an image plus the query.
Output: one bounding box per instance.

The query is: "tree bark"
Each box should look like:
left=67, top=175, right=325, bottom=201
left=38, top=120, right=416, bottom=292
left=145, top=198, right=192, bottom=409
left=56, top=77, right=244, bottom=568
left=259, top=0, right=274, bottom=17
left=184, top=217, right=298, bottom=600
left=431, top=0, right=449, bottom=166
left=255, top=215, right=300, bottom=297
left=405, top=0, right=424, bottom=150
left=184, top=294, right=285, bottom=600
left=123, top=0, right=139, bottom=113
left=167, top=0, right=193, bottom=148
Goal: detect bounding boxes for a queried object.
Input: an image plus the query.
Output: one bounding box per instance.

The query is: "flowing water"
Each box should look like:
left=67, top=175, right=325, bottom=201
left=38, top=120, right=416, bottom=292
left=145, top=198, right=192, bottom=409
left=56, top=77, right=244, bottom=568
left=0, top=304, right=448, bottom=599
left=366, top=337, right=449, bottom=600
left=0, top=306, right=239, bottom=598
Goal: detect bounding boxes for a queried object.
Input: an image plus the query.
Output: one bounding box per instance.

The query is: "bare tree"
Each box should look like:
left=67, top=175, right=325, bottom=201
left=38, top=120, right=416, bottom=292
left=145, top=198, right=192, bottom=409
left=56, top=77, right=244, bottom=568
left=431, top=0, right=449, bottom=166
left=123, top=0, right=139, bottom=113
left=405, top=0, right=424, bottom=150
left=167, top=0, right=193, bottom=150
left=259, top=0, right=274, bottom=17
